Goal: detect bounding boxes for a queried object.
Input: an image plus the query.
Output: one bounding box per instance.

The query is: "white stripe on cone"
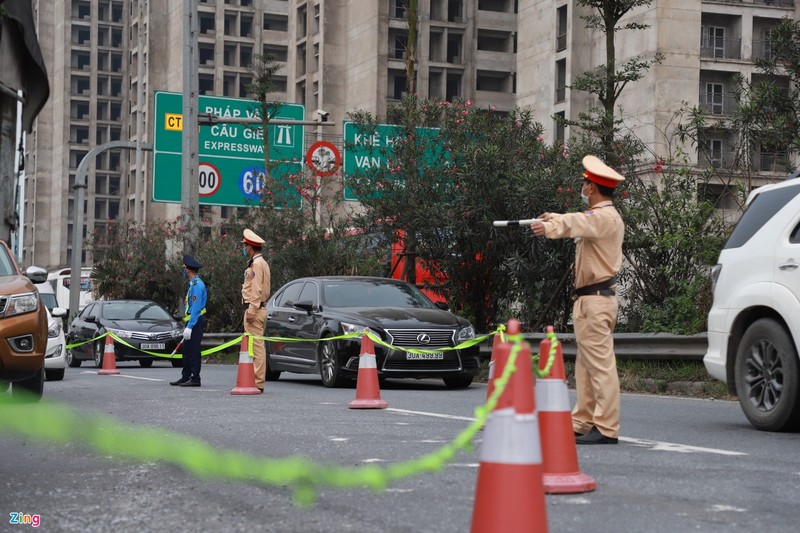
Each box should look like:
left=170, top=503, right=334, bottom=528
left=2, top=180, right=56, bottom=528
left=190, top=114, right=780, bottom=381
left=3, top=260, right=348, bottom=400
left=535, top=379, right=571, bottom=412
left=480, top=407, right=542, bottom=465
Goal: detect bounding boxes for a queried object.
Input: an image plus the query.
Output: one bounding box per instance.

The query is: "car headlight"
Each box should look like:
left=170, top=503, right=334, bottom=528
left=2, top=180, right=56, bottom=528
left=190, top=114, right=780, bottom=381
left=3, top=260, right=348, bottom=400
left=5, top=292, right=39, bottom=317
left=341, top=322, right=369, bottom=335
left=108, top=328, right=133, bottom=339
left=48, top=319, right=63, bottom=338
left=457, top=325, right=475, bottom=342
left=171, top=328, right=183, bottom=338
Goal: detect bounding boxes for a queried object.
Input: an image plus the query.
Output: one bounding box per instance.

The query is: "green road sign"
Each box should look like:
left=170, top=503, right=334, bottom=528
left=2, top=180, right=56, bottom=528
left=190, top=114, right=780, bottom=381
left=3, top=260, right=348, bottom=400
left=152, top=91, right=304, bottom=207
left=342, top=121, right=445, bottom=201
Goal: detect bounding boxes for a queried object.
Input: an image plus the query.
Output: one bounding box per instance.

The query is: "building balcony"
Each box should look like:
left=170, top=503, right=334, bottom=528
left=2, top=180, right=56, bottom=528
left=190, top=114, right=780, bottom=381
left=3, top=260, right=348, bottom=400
left=698, top=93, right=738, bottom=116
left=752, top=0, right=794, bottom=7
left=757, top=151, right=790, bottom=173
left=700, top=38, right=741, bottom=60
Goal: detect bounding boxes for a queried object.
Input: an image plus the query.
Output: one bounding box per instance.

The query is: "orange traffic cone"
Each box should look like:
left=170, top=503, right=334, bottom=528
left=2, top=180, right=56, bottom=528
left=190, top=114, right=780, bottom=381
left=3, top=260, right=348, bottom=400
left=348, top=331, right=388, bottom=409
left=536, top=326, right=596, bottom=494
left=471, top=319, right=548, bottom=533
left=231, top=335, right=262, bottom=395
left=484, top=329, right=505, bottom=402
left=98, top=334, right=120, bottom=375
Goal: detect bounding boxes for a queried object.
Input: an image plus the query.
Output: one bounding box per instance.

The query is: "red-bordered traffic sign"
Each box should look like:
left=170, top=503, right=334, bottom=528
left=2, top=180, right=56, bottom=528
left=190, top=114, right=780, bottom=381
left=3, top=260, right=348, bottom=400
left=198, top=161, right=222, bottom=197
left=306, top=141, right=341, bottom=177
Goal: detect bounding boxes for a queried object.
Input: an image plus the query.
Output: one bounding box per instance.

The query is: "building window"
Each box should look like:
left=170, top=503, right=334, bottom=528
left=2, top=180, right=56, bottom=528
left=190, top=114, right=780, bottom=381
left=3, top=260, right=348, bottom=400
left=199, top=13, right=215, bottom=35
left=446, top=72, right=461, bottom=101
left=702, top=82, right=725, bottom=115
left=554, top=112, right=565, bottom=144
left=556, top=5, right=567, bottom=52
left=555, top=59, right=566, bottom=103
left=393, top=33, right=408, bottom=60
left=447, top=34, right=462, bottom=63
left=263, top=14, right=288, bottom=32
left=199, top=74, right=215, bottom=95
left=262, top=44, right=288, bottom=62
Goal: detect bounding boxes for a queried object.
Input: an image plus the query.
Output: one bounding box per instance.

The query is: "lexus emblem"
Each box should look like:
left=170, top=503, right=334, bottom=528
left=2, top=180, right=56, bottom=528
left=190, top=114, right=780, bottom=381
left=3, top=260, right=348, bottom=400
left=417, top=333, right=431, bottom=344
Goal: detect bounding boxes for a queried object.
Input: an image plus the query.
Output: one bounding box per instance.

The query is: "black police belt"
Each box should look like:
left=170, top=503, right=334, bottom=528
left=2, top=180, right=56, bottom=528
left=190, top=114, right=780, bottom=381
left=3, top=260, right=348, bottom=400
left=573, top=278, right=616, bottom=297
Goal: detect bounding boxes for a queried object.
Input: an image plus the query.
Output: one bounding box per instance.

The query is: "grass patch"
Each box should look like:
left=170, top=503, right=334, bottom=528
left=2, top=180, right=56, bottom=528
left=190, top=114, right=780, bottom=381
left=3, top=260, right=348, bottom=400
left=203, top=351, right=239, bottom=365
left=479, top=358, right=735, bottom=400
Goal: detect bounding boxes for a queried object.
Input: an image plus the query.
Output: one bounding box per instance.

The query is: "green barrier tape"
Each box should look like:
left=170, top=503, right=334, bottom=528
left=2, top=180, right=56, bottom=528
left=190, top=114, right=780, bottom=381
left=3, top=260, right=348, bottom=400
left=0, top=328, right=560, bottom=504
left=66, top=326, right=505, bottom=361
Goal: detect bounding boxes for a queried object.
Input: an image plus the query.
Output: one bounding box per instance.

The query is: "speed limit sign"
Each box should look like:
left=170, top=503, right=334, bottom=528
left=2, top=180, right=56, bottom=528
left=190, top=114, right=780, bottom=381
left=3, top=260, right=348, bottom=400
left=198, top=162, right=221, bottom=197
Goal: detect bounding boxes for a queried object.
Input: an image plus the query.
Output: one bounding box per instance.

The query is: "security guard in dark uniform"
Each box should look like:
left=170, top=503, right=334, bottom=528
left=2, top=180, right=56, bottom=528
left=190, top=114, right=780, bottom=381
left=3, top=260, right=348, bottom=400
left=171, top=255, right=208, bottom=387
left=531, top=155, right=625, bottom=444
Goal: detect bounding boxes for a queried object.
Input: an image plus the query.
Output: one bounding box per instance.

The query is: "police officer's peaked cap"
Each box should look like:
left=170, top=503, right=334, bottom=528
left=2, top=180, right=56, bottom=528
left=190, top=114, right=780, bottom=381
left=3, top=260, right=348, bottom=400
left=242, top=228, right=265, bottom=247
left=582, top=155, right=625, bottom=188
left=183, top=255, right=203, bottom=271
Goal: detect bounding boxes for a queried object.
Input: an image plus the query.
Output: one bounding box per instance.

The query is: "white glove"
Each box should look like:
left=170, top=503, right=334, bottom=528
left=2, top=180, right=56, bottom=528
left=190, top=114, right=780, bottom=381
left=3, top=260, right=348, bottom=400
left=183, top=327, right=192, bottom=340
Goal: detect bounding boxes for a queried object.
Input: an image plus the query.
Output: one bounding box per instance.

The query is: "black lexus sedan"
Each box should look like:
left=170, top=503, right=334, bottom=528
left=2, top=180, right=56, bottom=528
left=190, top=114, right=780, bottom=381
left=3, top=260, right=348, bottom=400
left=265, top=276, right=480, bottom=388
left=66, top=300, right=183, bottom=368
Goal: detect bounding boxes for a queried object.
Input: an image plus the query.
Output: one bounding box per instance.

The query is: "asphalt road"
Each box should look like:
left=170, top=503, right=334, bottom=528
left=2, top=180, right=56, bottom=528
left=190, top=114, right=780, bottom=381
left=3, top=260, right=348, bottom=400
left=2, top=362, right=799, bottom=532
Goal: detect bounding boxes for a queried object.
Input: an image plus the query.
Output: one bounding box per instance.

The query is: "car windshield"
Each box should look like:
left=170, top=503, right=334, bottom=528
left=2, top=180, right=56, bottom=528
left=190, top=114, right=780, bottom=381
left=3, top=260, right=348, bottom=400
left=39, top=293, right=58, bottom=310
left=323, top=280, right=435, bottom=309
left=102, top=302, right=172, bottom=321
left=0, top=245, right=16, bottom=277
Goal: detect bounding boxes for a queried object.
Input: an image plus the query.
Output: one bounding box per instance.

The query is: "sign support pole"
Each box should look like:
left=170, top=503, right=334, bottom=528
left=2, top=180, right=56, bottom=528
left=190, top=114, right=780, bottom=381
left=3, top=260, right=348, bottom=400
left=181, top=0, right=199, bottom=254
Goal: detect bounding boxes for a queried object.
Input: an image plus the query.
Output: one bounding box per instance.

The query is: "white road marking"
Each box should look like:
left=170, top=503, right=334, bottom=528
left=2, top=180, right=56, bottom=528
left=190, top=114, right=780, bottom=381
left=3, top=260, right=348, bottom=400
left=329, top=437, right=349, bottom=442
left=386, top=488, right=414, bottom=493
left=447, top=463, right=480, bottom=468
left=362, top=458, right=385, bottom=463
left=386, top=407, right=747, bottom=457
left=709, top=504, right=747, bottom=512
left=387, top=408, right=477, bottom=422
left=560, top=497, right=592, bottom=504
left=80, top=371, right=161, bottom=382
left=621, top=437, right=747, bottom=456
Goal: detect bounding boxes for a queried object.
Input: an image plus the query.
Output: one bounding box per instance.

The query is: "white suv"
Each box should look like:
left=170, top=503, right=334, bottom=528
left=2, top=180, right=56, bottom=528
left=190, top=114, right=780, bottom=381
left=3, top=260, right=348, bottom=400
left=704, top=178, right=800, bottom=431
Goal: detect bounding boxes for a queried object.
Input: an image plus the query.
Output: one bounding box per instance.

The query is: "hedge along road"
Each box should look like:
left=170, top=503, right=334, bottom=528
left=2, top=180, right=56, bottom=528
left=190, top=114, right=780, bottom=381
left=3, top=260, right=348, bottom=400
left=2, top=338, right=799, bottom=532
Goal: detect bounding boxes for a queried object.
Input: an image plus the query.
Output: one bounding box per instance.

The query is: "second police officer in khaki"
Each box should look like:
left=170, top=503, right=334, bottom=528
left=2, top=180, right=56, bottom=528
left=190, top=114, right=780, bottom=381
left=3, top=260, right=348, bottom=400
left=241, top=229, right=271, bottom=393
left=531, top=155, right=625, bottom=445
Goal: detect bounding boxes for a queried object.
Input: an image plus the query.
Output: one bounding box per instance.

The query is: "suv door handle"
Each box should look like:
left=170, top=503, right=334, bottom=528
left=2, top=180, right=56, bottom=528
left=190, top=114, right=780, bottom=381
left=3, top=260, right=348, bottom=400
left=779, top=262, right=799, bottom=270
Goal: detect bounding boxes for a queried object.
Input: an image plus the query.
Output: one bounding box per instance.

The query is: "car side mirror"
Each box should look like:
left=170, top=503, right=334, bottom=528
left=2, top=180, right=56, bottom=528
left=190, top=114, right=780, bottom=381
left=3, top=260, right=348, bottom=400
left=25, top=265, right=48, bottom=284
left=435, top=301, right=449, bottom=311
left=293, top=300, right=315, bottom=314
left=52, top=307, right=68, bottom=318
left=85, top=315, right=97, bottom=323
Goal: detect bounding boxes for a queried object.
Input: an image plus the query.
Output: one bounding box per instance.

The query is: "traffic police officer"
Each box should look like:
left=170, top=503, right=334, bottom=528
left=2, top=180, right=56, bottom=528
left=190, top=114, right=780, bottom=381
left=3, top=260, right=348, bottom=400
left=171, top=255, right=208, bottom=387
left=531, top=155, right=625, bottom=444
left=241, top=229, right=271, bottom=393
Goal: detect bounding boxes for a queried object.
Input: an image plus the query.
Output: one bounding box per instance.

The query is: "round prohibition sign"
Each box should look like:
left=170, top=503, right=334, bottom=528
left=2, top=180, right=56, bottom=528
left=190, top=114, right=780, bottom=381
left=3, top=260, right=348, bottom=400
left=198, top=162, right=221, bottom=197
left=306, top=141, right=341, bottom=177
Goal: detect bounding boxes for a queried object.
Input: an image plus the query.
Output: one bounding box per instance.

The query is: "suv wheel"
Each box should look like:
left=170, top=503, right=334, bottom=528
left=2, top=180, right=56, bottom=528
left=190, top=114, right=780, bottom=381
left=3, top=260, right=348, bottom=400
left=12, top=365, right=44, bottom=402
left=735, top=318, right=800, bottom=432
left=443, top=374, right=474, bottom=389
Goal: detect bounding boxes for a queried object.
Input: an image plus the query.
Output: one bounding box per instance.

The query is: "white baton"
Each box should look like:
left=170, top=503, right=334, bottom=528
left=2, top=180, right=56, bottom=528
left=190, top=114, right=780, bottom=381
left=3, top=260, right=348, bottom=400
left=492, top=218, right=541, bottom=227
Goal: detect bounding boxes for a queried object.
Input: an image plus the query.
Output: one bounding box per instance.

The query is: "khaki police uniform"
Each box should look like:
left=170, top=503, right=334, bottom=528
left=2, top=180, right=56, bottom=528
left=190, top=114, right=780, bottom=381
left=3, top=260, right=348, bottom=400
left=241, top=229, right=271, bottom=390
left=539, top=155, right=625, bottom=439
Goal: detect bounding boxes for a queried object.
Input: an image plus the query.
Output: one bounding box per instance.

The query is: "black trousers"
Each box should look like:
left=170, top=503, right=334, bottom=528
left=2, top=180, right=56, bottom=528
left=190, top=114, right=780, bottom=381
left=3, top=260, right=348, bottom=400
left=182, top=315, right=206, bottom=381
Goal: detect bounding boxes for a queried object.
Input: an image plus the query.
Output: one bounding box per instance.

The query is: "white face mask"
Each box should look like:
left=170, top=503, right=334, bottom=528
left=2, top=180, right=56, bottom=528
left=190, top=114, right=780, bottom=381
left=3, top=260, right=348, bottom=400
left=581, top=183, right=590, bottom=206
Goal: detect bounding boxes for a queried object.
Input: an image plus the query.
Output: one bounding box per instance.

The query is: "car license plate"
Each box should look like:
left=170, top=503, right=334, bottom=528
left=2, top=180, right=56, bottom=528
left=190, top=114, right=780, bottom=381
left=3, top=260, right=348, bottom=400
left=406, top=352, right=443, bottom=360
left=141, top=343, right=165, bottom=350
